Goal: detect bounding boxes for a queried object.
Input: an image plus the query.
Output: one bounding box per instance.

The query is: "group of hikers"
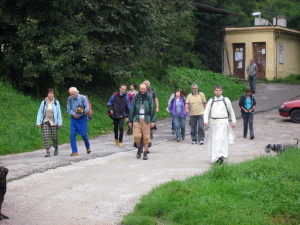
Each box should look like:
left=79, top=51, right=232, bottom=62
left=36, top=79, right=257, bottom=163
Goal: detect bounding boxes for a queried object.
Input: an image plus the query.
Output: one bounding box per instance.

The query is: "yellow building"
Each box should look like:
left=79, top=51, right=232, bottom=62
left=223, top=26, right=300, bottom=80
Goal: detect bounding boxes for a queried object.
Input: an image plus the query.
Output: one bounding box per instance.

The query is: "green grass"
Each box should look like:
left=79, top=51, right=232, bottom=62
left=267, top=74, right=300, bottom=84
left=0, top=67, right=245, bottom=155
left=122, top=149, right=300, bottom=225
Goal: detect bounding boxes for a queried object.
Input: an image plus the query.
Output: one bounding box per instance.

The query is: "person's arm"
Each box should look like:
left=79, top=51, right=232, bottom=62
left=168, top=99, right=174, bottom=115
left=67, top=97, right=74, bottom=115
left=107, top=94, right=115, bottom=114
left=56, top=101, right=63, bottom=127
left=226, top=98, right=237, bottom=127
left=155, top=98, right=159, bottom=113
left=36, top=101, right=44, bottom=127
left=150, top=95, right=156, bottom=126
left=185, top=95, right=190, bottom=113
left=204, top=99, right=211, bottom=126
left=254, top=64, right=258, bottom=74
left=239, top=95, right=248, bottom=113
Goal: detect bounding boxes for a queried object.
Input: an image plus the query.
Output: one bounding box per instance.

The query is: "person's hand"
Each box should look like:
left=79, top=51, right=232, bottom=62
left=125, top=118, right=128, bottom=122
left=73, top=114, right=80, bottom=119
left=58, top=125, right=62, bottom=128
left=232, top=123, right=236, bottom=128
left=128, top=123, right=132, bottom=128
left=204, top=122, right=209, bottom=126
left=156, top=108, right=159, bottom=113
left=186, top=108, right=189, bottom=113
left=150, top=122, right=155, bottom=128
left=110, top=110, right=113, bottom=115
left=36, top=125, right=40, bottom=128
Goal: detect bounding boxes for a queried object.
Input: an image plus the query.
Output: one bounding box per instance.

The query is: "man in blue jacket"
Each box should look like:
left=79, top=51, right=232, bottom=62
left=67, top=87, right=91, bottom=156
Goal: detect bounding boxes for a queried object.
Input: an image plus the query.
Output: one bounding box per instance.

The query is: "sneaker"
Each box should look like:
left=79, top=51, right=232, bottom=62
left=192, top=141, right=197, bottom=144
left=176, top=138, right=180, bottom=142
left=145, top=150, right=150, bottom=154
left=70, top=153, right=78, bottom=156
left=143, top=152, right=148, bottom=160
left=117, top=142, right=123, bottom=147
left=114, top=139, right=119, bottom=145
left=45, top=152, right=51, bottom=157
left=250, top=136, right=255, bottom=140
left=136, top=147, right=143, bottom=159
left=199, top=140, right=204, bottom=145
left=54, top=148, right=58, bottom=156
left=86, top=148, right=91, bottom=154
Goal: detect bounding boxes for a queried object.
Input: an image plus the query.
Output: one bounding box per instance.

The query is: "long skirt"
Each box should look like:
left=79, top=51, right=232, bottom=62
left=208, top=123, right=235, bottom=163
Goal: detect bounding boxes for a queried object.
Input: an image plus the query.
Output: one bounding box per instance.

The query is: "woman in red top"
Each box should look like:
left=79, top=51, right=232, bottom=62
left=127, top=83, right=138, bottom=106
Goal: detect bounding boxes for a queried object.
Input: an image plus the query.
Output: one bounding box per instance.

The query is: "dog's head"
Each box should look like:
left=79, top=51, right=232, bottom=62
left=75, top=106, right=85, bottom=114
left=265, top=144, right=275, bottom=153
left=0, top=167, right=8, bottom=181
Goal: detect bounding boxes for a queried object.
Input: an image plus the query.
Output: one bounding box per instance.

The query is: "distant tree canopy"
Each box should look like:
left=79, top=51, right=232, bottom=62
left=0, top=0, right=299, bottom=96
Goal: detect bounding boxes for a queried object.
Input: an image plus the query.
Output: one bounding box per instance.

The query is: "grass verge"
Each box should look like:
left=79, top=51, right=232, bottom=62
left=122, top=149, right=300, bottom=225
left=0, top=67, right=245, bottom=155
left=267, top=74, right=300, bottom=84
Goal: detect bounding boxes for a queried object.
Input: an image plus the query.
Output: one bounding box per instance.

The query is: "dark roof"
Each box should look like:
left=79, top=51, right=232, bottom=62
left=192, top=2, right=245, bottom=17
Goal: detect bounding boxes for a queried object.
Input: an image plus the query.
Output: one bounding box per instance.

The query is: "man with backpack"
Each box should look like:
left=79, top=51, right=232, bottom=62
left=67, top=87, right=91, bottom=156
left=204, top=86, right=236, bottom=164
left=128, top=83, right=156, bottom=160
left=107, top=84, right=130, bottom=147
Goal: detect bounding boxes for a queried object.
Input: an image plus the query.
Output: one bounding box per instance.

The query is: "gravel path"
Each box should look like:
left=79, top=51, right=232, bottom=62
left=1, top=83, right=300, bottom=225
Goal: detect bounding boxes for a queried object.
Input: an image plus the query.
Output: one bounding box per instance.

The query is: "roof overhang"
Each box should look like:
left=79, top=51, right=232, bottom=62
left=192, top=2, right=245, bottom=17
left=225, top=26, right=300, bottom=35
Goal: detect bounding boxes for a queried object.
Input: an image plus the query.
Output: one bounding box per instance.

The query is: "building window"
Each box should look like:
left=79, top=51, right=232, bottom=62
left=279, top=43, right=284, bottom=64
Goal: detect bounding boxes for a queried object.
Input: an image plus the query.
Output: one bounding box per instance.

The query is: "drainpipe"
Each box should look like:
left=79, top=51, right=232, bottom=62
left=275, top=29, right=281, bottom=79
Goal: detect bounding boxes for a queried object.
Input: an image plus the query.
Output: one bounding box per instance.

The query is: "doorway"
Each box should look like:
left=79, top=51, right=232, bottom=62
left=252, top=42, right=266, bottom=79
left=232, top=43, right=245, bottom=79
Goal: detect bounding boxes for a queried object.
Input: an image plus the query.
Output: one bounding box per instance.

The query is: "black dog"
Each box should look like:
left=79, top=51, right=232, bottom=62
left=265, top=138, right=300, bottom=154
left=0, top=166, right=9, bottom=220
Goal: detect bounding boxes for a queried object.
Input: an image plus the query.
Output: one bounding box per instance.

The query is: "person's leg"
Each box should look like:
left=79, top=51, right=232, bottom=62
left=42, top=122, right=51, bottom=156
left=198, top=115, right=205, bottom=143
left=133, top=122, right=142, bottom=148
left=248, top=76, right=253, bottom=90
left=171, top=115, right=175, bottom=133
left=77, top=116, right=90, bottom=150
left=174, top=116, right=180, bottom=140
left=181, top=117, right=186, bottom=140
left=70, top=117, right=78, bottom=153
left=50, top=125, right=59, bottom=155
left=249, top=113, right=254, bottom=138
left=118, top=118, right=125, bottom=143
left=242, top=113, right=248, bottom=137
left=141, top=120, right=151, bottom=160
left=189, top=116, right=197, bottom=143
left=113, top=119, right=119, bottom=142
left=252, top=76, right=256, bottom=92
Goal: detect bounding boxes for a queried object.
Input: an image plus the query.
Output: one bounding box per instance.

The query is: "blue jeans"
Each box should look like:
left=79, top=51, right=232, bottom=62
left=70, top=116, right=90, bottom=153
left=174, top=116, right=186, bottom=139
left=189, top=115, right=205, bottom=142
left=248, top=75, right=256, bottom=92
left=242, top=113, right=254, bottom=137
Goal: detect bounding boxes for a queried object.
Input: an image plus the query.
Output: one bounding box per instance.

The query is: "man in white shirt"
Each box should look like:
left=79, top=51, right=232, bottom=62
left=204, top=86, right=236, bottom=164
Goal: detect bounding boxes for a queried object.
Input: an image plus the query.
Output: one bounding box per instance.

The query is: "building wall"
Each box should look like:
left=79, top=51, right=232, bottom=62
left=224, top=27, right=300, bottom=80
left=276, top=33, right=300, bottom=78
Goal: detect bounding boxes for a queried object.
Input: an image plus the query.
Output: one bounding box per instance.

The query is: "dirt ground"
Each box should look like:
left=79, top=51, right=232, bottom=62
left=1, top=106, right=299, bottom=225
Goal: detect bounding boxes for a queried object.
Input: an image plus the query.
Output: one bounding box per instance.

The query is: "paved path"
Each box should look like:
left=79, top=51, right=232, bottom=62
left=0, top=83, right=300, bottom=225
left=1, top=83, right=300, bottom=181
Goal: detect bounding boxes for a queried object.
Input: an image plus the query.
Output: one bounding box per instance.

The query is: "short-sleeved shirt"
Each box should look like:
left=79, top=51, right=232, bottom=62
left=186, top=92, right=206, bottom=116
left=147, top=87, right=157, bottom=100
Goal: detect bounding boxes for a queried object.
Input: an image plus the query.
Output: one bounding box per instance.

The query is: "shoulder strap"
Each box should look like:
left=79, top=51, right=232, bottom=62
left=222, top=97, right=229, bottom=117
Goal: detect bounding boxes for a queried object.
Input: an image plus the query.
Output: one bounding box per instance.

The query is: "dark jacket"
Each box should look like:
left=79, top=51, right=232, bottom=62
left=168, top=97, right=188, bottom=118
left=239, top=94, right=256, bottom=114
left=128, top=92, right=156, bottom=123
left=107, top=92, right=130, bottom=119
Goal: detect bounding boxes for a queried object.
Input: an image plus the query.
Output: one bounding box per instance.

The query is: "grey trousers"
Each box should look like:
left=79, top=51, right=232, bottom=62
left=189, top=115, right=205, bottom=142
left=242, top=113, right=254, bottom=137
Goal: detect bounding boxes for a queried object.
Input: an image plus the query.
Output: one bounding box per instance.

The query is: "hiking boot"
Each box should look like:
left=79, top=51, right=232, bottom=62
left=54, top=148, right=58, bottom=156
left=117, top=142, right=123, bottom=147
left=45, top=152, right=51, bottom=157
left=136, top=147, right=143, bottom=159
left=86, top=148, right=91, bottom=154
left=143, top=152, right=148, bottom=160
left=176, top=138, right=180, bottom=142
left=199, top=140, right=204, bottom=145
left=250, top=136, right=255, bottom=140
left=70, top=152, right=78, bottom=156
left=182, top=136, right=185, bottom=141
left=172, top=130, right=175, bottom=134
left=114, top=139, right=119, bottom=145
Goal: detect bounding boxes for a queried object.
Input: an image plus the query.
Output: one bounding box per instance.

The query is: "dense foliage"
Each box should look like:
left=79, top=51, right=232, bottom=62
left=0, top=0, right=299, bottom=96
